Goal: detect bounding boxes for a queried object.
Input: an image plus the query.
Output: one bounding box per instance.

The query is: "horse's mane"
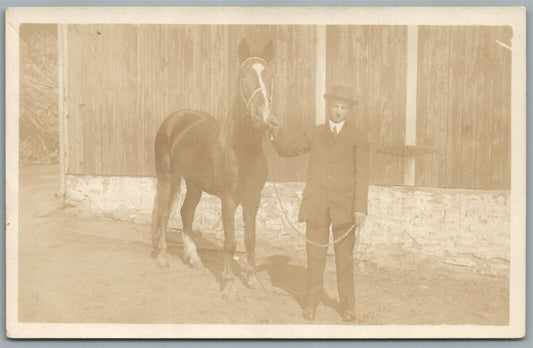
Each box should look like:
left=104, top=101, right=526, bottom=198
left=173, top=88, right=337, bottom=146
left=218, top=82, right=247, bottom=152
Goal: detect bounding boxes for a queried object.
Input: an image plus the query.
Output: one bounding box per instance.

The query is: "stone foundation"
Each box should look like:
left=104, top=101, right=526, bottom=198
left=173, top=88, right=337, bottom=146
left=65, top=175, right=510, bottom=264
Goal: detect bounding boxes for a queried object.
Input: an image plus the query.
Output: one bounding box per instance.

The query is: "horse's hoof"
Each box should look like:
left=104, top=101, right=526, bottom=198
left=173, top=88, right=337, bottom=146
left=189, top=257, right=203, bottom=269
left=156, top=254, right=170, bottom=268
left=221, top=278, right=238, bottom=299
left=184, top=253, right=203, bottom=269
left=246, top=273, right=262, bottom=290
left=186, top=255, right=204, bottom=269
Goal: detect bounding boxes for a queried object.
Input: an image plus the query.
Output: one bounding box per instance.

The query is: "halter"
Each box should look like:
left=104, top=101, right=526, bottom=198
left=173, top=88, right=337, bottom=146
left=239, top=57, right=274, bottom=114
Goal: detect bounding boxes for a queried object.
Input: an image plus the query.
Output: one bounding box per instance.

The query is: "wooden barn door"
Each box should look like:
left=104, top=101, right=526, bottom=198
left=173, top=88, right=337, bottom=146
left=61, top=24, right=317, bottom=181
left=325, top=25, right=511, bottom=189
left=415, top=26, right=512, bottom=189
left=326, top=26, right=408, bottom=186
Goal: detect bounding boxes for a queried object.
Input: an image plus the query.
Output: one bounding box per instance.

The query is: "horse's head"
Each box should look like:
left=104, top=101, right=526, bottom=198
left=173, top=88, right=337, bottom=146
left=237, top=39, right=274, bottom=126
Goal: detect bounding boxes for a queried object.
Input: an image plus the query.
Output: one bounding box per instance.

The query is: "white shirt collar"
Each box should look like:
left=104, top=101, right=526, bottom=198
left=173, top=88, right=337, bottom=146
left=329, top=119, right=345, bottom=134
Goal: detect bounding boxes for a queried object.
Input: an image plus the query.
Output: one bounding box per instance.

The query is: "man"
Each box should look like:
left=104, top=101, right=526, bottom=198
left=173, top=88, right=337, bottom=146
left=268, top=85, right=369, bottom=322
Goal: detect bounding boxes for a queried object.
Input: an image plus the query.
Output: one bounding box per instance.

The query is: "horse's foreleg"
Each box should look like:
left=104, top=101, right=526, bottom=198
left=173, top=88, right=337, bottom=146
left=181, top=183, right=203, bottom=269
left=243, top=192, right=262, bottom=289
left=221, top=195, right=237, bottom=296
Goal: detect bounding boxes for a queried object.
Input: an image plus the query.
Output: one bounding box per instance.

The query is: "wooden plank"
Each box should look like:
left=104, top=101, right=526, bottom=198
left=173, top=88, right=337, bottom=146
left=271, top=25, right=289, bottom=181
left=445, top=26, right=465, bottom=188
left=284, top=25, right=314, bottom=181
left=212, top=25, right=227, bottom=121
left=315, top=25, right=326, bottom=125
left=459, top=26, right=480, bottom=188
left=135, top=24, right=161, bottom=176
left=414, top=26, right=431, bottom=187
left=490, top=26, right=512, bottom=189
left=417, top=26, right=446, bottom=188
left=71, top=25, right=87, bottom=175
left=474, top=27, right=496, bottom=189
left=123, top=24, right=141, bottom=175
left=404, top=25, right=418, bottom=186
left=103, top=24, right=115, bottom=175
left=84, top=24, right=98, bottom=175
left=364, top=26, right=380, bottom=185
left=98, top=24, right=109, bottom=175
left=67, top=25, right=79, bottom=174
left=136, top=24, right=147, bottom=175
left=379, top=26, right=407, bottom=186
left=392, top=25, right=407, bottom=186
left=434, top=27, right=450, bottom=188
left=405, top=25, right=418, bottom=147
left=380, top=26, right=393, bottom=185
left=137, top=24, right=149, bottom=176
left=353, top=26, right=369, bottom=132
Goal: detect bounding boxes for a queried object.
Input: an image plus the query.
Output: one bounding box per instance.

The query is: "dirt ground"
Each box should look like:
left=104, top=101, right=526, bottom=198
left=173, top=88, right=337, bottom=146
left=17, top=164, right=509, bottom=325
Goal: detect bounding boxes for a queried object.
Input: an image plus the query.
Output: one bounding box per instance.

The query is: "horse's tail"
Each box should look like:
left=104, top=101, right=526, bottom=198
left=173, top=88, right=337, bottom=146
left=152, top=121, right=172, bottom=249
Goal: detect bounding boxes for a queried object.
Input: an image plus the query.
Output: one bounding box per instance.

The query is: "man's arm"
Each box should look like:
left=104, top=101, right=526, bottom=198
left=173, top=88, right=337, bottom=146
left=268, top=116, right=311, bottom=157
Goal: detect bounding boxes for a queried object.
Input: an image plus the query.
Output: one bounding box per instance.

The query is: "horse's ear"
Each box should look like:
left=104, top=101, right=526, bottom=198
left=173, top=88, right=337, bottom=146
left=238, top=39, right=250, bottom=63
left=261, top=40, right=274, bottom=62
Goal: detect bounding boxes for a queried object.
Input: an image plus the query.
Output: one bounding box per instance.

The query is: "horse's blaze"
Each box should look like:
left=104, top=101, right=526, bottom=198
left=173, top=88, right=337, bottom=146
left=252, top=62, right=271, bottom=122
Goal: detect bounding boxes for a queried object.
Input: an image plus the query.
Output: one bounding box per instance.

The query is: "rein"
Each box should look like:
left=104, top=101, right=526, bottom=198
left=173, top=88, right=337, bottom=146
left=271, top=181, right=358, bottom=248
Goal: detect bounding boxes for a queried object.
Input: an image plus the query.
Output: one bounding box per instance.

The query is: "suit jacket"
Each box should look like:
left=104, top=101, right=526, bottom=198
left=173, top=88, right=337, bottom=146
left=272, top=121, right=369, bottom=226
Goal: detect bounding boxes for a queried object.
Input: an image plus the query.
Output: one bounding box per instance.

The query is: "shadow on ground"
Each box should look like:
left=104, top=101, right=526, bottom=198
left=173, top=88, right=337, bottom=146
left=161, top=228, right=247, bottom=289
left=258, top=255, right=341, bottom=315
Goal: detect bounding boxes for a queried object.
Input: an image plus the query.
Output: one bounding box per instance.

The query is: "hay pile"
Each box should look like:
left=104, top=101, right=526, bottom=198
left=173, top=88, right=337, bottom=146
left=19, top=25, right=58, bottom=163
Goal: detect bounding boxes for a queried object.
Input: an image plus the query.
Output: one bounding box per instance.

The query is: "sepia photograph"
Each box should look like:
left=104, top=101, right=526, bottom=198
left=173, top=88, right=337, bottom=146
left=5, top=7, right=526, bottom=339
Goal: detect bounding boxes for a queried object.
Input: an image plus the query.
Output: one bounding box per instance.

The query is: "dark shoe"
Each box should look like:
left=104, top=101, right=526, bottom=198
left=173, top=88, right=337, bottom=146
left=341, top=310, right=355, bottom=322
left=302, top=304, right=317, bottom=321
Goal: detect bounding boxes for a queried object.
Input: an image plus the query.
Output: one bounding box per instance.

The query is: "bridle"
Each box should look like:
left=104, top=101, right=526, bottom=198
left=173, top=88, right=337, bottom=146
left=239, top=56, right=274, bottom=115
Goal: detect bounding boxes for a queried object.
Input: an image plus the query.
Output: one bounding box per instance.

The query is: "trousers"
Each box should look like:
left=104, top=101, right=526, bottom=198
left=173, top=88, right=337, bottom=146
left=305, top=212, right=356, bottom=312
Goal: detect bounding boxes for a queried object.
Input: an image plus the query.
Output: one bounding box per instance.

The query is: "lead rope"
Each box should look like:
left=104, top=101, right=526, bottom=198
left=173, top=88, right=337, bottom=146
left=271, top=181, right=356, bottom=248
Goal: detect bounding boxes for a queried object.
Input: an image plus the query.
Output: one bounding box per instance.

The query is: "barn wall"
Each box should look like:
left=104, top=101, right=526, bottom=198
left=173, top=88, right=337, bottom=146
left=63, top=24, right=512, bottom=188
left=65, top=24, right=316, bottom=181
left=326, top=26, right=408, bottom=186
left=325, top=25, right=511, bottom=189
left=60, top=24, right=512, bottom=267
left=415, top=26, right=512, bottom=189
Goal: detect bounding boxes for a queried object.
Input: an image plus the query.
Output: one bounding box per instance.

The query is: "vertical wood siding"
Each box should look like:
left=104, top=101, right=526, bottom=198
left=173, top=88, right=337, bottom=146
left=65, top=24, right=315, bottom=181
left=63, top=24, right=511, bottom=189
left=326, top=26, right=408, bottom=186
left=416, top=26, right=512, bottom=189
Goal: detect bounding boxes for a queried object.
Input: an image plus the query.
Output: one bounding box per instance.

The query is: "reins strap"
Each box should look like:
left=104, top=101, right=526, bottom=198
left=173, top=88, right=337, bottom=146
left=306, top=224, right=355, bottom=248
left=272, top=180, right=357, bottom=249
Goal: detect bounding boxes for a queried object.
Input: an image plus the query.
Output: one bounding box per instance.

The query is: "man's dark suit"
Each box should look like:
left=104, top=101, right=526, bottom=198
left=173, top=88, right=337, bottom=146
left=272, top=120, right=369, bottom=312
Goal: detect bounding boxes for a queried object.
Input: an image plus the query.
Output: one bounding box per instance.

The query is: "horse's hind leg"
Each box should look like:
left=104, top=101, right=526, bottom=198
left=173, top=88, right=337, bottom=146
left=180, top=182, right=203, bottom=269
left=151, top=192, right=161, bottom=257
left=154, top=175, right=181, bottom=267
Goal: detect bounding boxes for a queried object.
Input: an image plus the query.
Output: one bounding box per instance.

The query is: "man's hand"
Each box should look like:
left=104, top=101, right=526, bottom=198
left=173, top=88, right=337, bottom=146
left=352, top=212, right=366, bottom=229
left=267, top=115, right=280, bottom=138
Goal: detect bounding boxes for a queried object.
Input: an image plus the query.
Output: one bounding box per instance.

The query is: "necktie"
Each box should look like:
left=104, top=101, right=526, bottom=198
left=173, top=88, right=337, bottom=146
left=332, top=125, right=338, bottom=140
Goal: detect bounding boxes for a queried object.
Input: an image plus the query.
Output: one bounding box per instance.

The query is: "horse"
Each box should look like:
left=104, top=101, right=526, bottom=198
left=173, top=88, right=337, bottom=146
left=151, top=39, right=274, bottom=295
